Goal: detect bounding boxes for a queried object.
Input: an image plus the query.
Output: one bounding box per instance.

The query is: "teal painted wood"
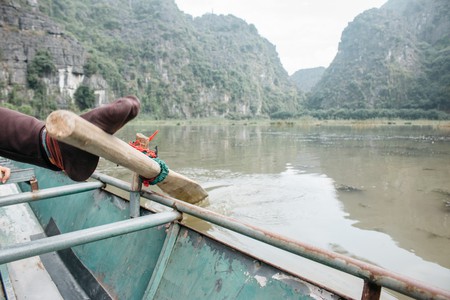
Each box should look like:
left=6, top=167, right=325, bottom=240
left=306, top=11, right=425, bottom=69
left=10, top=163, right=341, bottom=300
left=144, top=223, right=181, bottom=299
left=152, top=227, right=340, bottom=300
left=13, top=164, right=340, bottom=300
left=0, top=264, right=15, bottom=300
left=16, top=165, right=169, bottom=300
left=4, top=160, right=450, bottom=300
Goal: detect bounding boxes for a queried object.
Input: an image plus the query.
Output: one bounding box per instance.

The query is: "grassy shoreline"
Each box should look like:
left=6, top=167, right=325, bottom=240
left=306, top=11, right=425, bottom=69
left=131, top=117, right=450, bottom=128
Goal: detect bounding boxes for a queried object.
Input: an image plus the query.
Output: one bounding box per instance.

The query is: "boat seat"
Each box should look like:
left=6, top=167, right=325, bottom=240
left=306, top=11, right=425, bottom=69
left=0, top=160, right=62, bottom=299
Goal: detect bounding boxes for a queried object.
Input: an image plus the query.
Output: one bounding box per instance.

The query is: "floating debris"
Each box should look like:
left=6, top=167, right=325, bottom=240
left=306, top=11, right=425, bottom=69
left=433, top=189, right=450, bottom=197
left=335, top=184, right=364, bottom=192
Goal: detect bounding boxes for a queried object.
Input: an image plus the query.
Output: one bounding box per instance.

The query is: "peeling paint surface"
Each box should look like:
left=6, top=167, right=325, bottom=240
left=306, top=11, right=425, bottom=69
left=254, top=275, right=267, bottom=287
left=153, top=228, right=341, bottom=299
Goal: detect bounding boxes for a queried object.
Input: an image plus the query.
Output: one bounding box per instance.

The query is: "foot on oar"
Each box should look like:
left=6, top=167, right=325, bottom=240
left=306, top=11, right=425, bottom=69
left=46, top=96, right=141, bottom=181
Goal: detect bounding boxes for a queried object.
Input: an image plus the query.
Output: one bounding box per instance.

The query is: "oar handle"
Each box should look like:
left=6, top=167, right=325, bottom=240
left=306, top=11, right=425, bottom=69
left=46, top=110, right=161, bottom=178
left=45, top=110, right=208, bottom=204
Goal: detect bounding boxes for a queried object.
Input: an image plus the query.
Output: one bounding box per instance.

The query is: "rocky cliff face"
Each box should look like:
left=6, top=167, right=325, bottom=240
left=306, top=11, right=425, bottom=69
left=0, top=0, right=110, bottom=109
left=189, top=14, right=298, bottom=118
left=2, top=0, right=448, bottom=118
left=0, top=0, right=301, bottom=119
left=307, top=0, right=450, bottom=111
left=290, top=67, right=325, bottom=93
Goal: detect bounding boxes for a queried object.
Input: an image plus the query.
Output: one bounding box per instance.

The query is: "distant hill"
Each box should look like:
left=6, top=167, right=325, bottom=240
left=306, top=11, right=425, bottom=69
left=306, top=0, right=450, bottom=112
left=290, top=67, right=325, bottom=93
left=1, top=0, right=449, bottom=120
left=0, top=0, right=302, bottom=119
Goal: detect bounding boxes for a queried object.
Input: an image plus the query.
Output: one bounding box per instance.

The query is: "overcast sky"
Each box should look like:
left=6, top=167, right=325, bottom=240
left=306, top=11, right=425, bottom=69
left=175, top=0, right=387, bottom=74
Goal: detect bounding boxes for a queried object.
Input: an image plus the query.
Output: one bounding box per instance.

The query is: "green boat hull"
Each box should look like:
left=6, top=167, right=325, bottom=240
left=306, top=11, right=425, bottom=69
left=1, top=160, right=449, bottom=300
left=2, top=164, right=338, bottom=299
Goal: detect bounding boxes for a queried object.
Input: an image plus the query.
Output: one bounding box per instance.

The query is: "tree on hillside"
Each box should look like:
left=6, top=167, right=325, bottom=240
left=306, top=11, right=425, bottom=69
left=74, top=85, right=96, bottom=110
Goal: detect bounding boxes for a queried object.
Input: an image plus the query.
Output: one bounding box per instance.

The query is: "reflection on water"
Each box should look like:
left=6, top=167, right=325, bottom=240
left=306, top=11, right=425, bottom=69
left=101, top=123, right=450, bottom=295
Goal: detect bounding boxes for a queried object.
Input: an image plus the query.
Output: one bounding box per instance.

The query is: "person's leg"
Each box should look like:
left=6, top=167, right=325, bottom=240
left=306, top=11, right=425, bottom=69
left=0, top=107, right=55, bottom=170
left=56, top=95, right=140, bottom=181
left=80, top=95, right=140, bottom=134
left=0, top=96, right=140, bottom=181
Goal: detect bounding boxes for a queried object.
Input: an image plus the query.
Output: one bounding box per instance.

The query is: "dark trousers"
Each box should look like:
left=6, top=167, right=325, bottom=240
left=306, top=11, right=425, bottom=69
left=0, top=96, right=140, bottom=181
left=0, top=107, right=57, bottom=170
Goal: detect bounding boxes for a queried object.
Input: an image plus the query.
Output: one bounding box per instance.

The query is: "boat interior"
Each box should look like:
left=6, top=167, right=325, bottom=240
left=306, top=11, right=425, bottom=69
left=0, top=158, right=449, bottom=300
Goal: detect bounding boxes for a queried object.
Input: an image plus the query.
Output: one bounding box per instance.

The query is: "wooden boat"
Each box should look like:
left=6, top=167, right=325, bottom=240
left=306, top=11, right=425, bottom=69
left=1, top=158, right=450, bottom=300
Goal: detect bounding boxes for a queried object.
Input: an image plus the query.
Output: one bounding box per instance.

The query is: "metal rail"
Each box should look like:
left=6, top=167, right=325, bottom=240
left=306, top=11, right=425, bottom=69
left=0, top=181, right=104, bottom=208
left=0, top=167, right=181, bottom=266
left=91, top=172, right=132, bottom=192
left=137, top=191, right=450, bottom=300
left=0, top=210, right=181, bottom=265
left=90, top=172, right=450, bottom=300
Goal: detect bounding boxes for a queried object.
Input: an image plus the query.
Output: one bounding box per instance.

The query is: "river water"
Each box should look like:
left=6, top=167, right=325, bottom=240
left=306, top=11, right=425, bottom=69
left=100, top=122, right=450, bottom=297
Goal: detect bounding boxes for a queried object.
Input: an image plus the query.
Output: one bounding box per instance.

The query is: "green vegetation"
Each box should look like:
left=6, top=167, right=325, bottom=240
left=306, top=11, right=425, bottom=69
left=25, top=50, right=57, bottom=118
left=27, top=50, right=55, bottom=95
left=266, top=108, right=449, bottom=120
left=74, top=85, right=96, bottom=110
left=0, top=48, right=67, bottom=119
left=1, top=0, right=448, bottom=122
left=307, top=3, right=450, bottom=114
left=300, top=109, right=449, bottom=120
left=35, top=0, right=300, bottom=119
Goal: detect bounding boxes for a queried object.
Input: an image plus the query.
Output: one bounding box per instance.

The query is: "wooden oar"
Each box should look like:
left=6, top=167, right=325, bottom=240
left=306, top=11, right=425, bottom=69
left=45, top=110, right=208, bottom=204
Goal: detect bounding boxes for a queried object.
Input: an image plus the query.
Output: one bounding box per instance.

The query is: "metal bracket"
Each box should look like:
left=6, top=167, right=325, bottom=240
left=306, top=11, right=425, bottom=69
left=0, top=159, right=39, bottom=191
